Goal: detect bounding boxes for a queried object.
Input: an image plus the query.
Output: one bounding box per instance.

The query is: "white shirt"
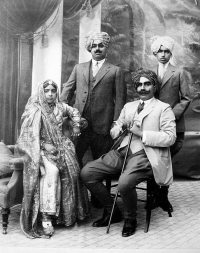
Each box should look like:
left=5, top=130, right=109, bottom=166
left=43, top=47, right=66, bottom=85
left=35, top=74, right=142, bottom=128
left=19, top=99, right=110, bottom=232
left=139, top=98, right=154, bottom=109
left=92, top=58, right=105, bottom=70
left=158, top=61, right=170, bottom=79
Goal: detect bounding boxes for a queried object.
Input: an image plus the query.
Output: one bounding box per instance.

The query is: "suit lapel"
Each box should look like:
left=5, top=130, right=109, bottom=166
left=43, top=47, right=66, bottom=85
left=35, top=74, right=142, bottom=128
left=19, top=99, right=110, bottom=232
left=153, top=66, right=161, bottom=94
left=154, top=66, right=158, bottom=76
left=161, top=63, right=175, bottom=88
left=93, top=61, right=111, bottom=87
left=82, top=61, right=91, bottom=85
left=139, top=98, right=156, bottom=122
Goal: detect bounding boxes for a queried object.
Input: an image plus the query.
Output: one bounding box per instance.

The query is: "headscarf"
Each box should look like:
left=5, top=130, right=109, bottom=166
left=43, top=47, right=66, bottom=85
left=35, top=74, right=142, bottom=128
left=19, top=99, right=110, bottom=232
left=150, top=35, right=175, bottom=54
left=85, top=31, right=110, bottom=52
left=131, top=68, right=159, bottom=90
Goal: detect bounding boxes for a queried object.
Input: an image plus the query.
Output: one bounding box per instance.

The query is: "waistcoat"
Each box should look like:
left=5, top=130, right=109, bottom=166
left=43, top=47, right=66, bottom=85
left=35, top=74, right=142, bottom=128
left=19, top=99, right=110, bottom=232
left=82, top=64, right=97, bottom=124
left=119, top=134, right=144, bottom=154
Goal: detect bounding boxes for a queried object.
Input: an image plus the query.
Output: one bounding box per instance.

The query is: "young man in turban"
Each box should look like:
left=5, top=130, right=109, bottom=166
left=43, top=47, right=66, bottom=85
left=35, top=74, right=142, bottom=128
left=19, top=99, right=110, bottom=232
left=81, top=68, right=176, bottom=237
left=150, top=36, right=191, bottom=212
left=60, top=31, right=126, bottom=208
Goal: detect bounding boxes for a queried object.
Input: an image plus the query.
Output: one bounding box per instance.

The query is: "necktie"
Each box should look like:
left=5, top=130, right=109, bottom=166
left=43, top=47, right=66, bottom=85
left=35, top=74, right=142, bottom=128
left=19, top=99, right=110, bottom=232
left=93, top=61, right=99, bottom=77
left=137, top=102, right=144, bottom=114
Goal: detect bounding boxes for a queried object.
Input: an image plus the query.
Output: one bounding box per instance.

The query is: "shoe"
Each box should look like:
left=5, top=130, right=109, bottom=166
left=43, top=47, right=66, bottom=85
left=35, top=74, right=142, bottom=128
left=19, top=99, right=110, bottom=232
left=41, top=213, right=55, bottom=236
left=122, top=219, right=137, bottom=237
left=92, top=209, right=122, bottom=227
left=43, top=224, right=55, bottom=236
left=91, top=195, right=103, bottom=209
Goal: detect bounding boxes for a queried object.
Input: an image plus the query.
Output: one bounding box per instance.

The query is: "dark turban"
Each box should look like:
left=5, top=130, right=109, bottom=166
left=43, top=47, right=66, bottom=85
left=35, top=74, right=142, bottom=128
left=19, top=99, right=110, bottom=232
left=131, top=68, right=159, bottom=90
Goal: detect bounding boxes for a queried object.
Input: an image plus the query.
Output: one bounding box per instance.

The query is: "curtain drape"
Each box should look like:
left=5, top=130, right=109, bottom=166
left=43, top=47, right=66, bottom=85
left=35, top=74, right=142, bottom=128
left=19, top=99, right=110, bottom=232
left=0, top=0, right=61, bottom=36
left=63, top=0, right=102, bottom=19
left=0, top=0, right=102, bottom=144
left=0, top=0, right=61, bottom=144
left=0, top=28, right=18, bottom=144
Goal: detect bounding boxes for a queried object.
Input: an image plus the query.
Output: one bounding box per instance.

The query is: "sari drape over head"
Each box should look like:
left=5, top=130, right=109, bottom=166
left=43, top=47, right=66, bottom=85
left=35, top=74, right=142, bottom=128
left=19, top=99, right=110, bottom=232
left=15, top=81, right=90, bottom=239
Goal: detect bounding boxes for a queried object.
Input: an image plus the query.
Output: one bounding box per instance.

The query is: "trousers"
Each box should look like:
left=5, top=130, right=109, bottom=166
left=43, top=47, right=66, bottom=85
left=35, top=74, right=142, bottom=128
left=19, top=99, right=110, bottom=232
left=81, top=148, right=153, bottom=219
left=76, top=126, right=113, bottom=168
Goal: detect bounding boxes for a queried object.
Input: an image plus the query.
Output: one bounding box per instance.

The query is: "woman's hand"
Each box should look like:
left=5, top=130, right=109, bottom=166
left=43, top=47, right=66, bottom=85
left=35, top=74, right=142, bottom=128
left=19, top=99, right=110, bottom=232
left=71, top=127, right=81, bottom=137
left=44, top=143, right=58, bottom=155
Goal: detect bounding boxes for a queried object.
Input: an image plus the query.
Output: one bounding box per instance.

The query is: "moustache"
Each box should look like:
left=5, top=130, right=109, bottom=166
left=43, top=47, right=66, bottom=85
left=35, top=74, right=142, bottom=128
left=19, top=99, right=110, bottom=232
left=95, top=50, right=101, bottom=53
left=137, top=91, right=150, bottom=95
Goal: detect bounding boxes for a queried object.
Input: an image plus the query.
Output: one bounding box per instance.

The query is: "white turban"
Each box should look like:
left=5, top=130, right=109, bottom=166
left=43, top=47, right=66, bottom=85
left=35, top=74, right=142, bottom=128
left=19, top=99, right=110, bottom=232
left=150, top=36, right=175, bottom=54
left=85, top=31, right=110, bottom=52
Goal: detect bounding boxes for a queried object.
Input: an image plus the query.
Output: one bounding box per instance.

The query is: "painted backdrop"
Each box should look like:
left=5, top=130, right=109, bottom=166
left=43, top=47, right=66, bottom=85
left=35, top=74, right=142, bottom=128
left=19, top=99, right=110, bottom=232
left=61, top=0, right=200, bottom=178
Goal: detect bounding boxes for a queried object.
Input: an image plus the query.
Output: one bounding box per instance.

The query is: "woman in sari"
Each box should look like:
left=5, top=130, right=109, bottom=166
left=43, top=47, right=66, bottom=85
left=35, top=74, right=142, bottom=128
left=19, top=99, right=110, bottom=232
left=15, top=80, right=90, bottom=239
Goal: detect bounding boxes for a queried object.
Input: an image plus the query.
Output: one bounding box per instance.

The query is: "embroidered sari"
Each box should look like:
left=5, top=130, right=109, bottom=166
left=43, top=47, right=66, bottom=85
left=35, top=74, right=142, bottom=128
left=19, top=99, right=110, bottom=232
left=15, top=82, right=90, bottom=238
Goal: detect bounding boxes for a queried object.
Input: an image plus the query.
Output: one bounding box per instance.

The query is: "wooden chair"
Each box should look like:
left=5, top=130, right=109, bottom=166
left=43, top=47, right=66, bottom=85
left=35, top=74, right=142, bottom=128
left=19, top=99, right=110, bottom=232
left=137, top=176, right=172, bottom=233
left=106, top=176, right=172, bottom=233
left=0, top=144, right=23, bottom=234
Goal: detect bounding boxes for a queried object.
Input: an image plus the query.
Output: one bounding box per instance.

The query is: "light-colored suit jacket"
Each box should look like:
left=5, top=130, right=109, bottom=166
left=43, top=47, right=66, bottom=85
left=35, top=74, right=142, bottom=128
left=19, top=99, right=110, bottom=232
left=60, top=60, right=126, bottom=135
left=155, top=63, right=191, bottom=132
left=111, top=98, right=176, bottom=186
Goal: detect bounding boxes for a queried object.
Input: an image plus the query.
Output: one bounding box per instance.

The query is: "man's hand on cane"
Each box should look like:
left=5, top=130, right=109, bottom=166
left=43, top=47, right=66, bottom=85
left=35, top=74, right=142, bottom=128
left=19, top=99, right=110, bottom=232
left=129, top=120, right=143, bottom=137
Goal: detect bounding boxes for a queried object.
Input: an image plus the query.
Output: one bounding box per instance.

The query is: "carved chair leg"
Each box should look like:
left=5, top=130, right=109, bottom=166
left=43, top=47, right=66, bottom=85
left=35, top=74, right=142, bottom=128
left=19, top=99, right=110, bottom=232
left=144, top=190, right=152, bottom=233
left=144, top=178, right=159, bottom=233
left=1, top=208, right=10, bottom=234
left=167, top=207, right=172, bottom=217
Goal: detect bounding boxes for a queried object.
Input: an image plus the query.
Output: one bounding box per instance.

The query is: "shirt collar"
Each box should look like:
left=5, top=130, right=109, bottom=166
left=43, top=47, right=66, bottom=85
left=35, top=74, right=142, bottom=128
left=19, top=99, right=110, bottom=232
left=140, top=97, right=154, bottom=108
left=92, top=58, right=106, bottom=68
left=158, top=61, right=170, bottom=69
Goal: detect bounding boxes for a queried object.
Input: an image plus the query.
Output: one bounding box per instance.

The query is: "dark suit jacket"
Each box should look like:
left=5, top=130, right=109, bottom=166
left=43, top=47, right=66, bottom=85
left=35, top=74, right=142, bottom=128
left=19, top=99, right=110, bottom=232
left=155, top=63, right=191, bottom=132
left=60, top=60, right=126, bottom=135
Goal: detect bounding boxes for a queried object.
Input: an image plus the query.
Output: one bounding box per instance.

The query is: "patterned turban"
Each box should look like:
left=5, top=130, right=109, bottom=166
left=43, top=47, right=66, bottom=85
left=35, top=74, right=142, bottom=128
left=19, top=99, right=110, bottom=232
left=150, top=35, right=175, bottom=54
left=131, top=68, right=159, bottom=89
left=85, top=31, right=110, bottom=52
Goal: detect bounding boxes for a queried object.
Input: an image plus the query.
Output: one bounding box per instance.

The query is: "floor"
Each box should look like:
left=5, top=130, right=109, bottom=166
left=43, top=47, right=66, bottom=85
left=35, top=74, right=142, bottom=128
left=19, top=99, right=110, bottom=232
left=1, top=178, right=200, bottom=253
left=1, top=150, right=200, bottom=253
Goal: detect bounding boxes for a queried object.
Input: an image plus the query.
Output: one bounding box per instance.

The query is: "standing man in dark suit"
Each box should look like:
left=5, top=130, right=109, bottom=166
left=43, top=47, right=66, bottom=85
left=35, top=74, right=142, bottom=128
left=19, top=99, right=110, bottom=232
left=60, top=31, right=126, bottom=207
left=150, top=35, right=191, bottom=211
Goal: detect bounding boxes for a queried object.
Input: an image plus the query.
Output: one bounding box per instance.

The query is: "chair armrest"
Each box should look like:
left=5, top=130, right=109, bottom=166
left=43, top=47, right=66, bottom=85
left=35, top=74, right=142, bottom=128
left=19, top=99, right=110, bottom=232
left=9, top=157, right=24, bottom=171
left=6, top=169, right=23, bottom=206
left=7, top=169, right=23, bottom=190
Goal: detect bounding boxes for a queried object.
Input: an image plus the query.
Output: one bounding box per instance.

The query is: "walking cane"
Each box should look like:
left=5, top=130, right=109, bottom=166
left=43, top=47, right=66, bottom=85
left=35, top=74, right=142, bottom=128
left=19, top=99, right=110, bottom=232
left=106, top=132, right=133, bottom=234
